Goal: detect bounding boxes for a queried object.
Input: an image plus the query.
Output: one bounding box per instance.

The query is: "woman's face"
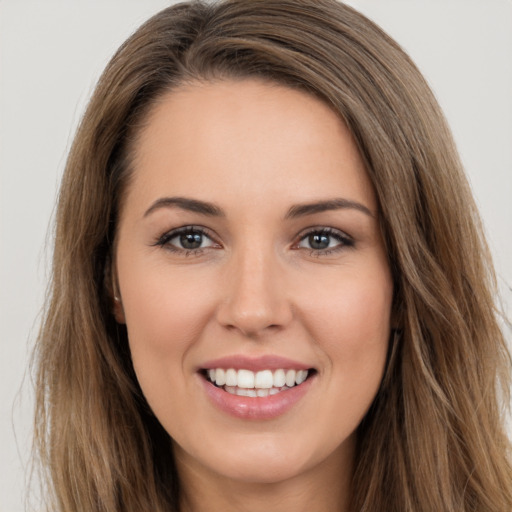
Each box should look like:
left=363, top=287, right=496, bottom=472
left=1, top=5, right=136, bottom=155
left=114, top=79, right=393, bottom=487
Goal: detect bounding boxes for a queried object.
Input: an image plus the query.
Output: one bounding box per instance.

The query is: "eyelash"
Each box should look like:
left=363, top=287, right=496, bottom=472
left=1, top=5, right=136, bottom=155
left=152, top=225, right=354, bottom=257
left=152, top=226, right=218, bottom=257
left=295, top=227, right=354, bottom=256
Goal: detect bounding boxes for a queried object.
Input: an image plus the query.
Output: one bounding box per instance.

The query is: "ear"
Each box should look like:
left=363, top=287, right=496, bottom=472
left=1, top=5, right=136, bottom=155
left=112, top=283, right=126, bottom=324
left=105, top=255, right=126, bottom=324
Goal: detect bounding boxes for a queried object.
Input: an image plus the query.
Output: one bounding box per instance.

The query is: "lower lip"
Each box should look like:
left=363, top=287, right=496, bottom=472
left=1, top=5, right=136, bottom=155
left=200, top=373, right=315, bottom=420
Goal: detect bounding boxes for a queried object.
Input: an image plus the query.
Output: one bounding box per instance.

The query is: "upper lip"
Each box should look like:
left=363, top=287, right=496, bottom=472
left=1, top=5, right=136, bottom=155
left=200, top=354, right=313, bottom=372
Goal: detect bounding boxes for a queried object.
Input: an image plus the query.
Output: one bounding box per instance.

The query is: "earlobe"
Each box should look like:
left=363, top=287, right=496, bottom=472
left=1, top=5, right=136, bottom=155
left=111, top=272, right=126, bottom=324
left=105, top=255, right=126, bottom=324
left=112, top=293, right=126, bottom=324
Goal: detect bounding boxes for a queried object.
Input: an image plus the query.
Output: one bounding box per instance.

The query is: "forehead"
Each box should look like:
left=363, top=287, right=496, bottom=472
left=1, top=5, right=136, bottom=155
left=126, top=79, right=375, bottom=215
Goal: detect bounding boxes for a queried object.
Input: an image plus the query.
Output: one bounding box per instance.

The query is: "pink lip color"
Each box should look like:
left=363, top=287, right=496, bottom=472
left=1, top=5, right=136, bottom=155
left=200, top=374, right=315, bottom=420
left=198, top=355, right=315, bottom=420
left=200, top=354, right=311, bottom=372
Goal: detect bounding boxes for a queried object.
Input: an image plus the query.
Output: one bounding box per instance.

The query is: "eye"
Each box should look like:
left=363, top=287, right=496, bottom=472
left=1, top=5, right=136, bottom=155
left=296, top=228, right=353, bottom=254
left=154, top=226, right=219, bottom=254
left=173, top=231, right=211, bottom=250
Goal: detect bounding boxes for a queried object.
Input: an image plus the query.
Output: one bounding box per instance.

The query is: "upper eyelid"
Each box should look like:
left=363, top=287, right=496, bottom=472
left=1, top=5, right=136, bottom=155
left=154, top=225, right=352, bottom=248
left=154, top=225, right=219, bottom=246
left=296, top=226, right=352, bottom=241
left=293, top=227, right=354, bottom=254
left=164, top=225, right=216, bottom=238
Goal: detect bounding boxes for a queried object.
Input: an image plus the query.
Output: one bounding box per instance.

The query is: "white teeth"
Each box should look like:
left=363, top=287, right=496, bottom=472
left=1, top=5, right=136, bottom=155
left=285, top=369, right=296, bottom=387
left=225, top=368, right=237, bottom=386
left=237, top=369, right=255, bottom=388
left=273, top=369, right=286, bottom=387
left=254, top=370, right=273, bottom=389
left=224, top=386, right=290, bottom=397
left=236, top=387, right=257, bottom=397
left=296, top=370, right=308, bottom=385
left=206, top=367, right=310, bottom=393
left=215, top=368, right=226, bottom=386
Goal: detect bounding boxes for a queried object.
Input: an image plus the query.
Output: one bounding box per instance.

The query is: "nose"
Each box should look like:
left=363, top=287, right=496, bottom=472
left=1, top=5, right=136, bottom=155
left=216, top=246, right=293, bottom=338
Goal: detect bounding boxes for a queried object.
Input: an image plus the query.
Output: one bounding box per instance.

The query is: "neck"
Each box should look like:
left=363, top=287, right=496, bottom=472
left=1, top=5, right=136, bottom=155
left=175, top=438, right=354, bottom=512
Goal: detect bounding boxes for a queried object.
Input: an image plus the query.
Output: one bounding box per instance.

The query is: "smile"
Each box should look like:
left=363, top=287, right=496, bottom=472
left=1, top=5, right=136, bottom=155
left=199, top=359, right=316, bottom=419
left=205, top=368, right=310, bottom=397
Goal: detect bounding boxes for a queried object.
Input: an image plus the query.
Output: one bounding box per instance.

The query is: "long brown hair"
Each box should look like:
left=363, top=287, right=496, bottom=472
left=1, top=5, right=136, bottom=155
left=33, top=1, right=512, bottom=510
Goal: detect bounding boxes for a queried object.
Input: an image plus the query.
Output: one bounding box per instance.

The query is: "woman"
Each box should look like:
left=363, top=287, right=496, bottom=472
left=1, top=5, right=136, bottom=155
left=33, top=1, right=512, bottom=511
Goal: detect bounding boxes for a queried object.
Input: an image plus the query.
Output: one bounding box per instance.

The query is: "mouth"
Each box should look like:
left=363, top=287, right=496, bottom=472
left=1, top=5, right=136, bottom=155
left=200, top=367, right=317, bottom=398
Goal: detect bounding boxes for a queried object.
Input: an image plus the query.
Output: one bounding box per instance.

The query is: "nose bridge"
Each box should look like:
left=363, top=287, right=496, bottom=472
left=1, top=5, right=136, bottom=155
left=217, top=237, right=291, bottom=336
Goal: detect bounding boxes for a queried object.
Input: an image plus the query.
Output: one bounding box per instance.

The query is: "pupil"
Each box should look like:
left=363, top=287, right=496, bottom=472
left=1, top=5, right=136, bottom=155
left=180, top=232, right=202, bottom=249
left=309, top=233, right=329, bottom=250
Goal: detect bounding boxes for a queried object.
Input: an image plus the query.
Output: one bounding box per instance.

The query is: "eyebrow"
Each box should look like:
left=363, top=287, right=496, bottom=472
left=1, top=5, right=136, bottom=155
left=144, top=197, right=225, bottom=218
left=284, top=198, right=374, bottom=219
left=143, top=196, right=373, bottom=219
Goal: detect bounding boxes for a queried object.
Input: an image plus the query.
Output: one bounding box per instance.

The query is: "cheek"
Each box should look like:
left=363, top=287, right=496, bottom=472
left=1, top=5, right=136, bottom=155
left=120, top=262, right=217, bottom=354
left=304, top=270, right=392, bottom=440
left=305, top=262, right=391, bottom=327
left=117, top=260, right=224, bottom=432
left=116, top=257, right=221, bottom=410
left=299, top=264, right=392, bottom=386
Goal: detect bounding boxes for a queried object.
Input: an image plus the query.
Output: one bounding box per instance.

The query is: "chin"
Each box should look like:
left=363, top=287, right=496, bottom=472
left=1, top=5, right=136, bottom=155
left=209, top=452, right=311, bottom=485
left=175, top=429, right=351, bottom=487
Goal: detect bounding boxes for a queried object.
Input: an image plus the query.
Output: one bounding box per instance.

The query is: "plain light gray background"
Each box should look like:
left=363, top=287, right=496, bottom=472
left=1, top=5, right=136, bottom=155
left=1, top=1, right=511, bottom=511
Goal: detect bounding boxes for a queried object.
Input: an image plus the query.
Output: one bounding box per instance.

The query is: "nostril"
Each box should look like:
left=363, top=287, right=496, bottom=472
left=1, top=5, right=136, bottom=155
left=215, top=278, right=294, bottom=336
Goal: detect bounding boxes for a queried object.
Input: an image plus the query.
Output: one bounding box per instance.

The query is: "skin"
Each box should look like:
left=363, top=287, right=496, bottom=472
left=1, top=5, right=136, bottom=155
left=114, top=79, right=394, bottom=512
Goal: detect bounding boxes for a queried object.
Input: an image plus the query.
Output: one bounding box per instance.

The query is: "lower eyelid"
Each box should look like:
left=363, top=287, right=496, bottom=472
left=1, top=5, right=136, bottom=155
left=153, top=226, right=353, bottom=254
left=170, top=232, right=216, bottom=246
left=296, top=229, right=353, bottom=248
left=151, top=231, right=202, bottom=253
